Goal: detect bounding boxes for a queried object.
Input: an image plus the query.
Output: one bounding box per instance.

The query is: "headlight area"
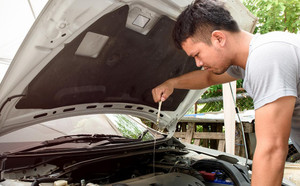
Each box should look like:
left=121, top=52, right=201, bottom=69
left=0, top=141, right=250, bottom=186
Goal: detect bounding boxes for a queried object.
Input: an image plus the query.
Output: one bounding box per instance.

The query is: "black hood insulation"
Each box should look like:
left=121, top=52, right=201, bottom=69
left=16, top=5, right=199, bottom=111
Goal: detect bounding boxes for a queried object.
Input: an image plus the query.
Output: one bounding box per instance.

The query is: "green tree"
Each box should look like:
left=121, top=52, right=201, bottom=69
left=199, top=0, right=300, bottom=113
left=244, top=0, right=300, bottom=34
left=199, top=80, right=252, bottom=113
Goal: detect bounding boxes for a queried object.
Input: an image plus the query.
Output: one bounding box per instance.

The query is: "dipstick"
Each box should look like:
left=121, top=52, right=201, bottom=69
left=156, top=101, right=162, bottom=125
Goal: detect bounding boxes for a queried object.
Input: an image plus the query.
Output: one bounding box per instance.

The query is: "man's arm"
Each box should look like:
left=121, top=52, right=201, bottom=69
left=252, top=96, right=296, bottom=186
left=152, top=70, right=237, bottom=102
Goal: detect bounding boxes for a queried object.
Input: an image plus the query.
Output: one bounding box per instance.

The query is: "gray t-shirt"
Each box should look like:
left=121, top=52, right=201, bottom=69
left=227, top=31, right=300, bottom=151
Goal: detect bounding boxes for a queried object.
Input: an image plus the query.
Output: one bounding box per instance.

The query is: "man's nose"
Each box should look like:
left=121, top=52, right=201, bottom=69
left=195, top=58, right=203, bottom=67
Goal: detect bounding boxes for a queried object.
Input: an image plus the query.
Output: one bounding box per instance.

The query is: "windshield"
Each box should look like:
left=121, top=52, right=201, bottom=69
left=0, top=114, right=163, bottom=153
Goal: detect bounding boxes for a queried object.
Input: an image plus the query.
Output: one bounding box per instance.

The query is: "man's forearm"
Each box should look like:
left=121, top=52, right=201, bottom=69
left=170, top=70, right=236, bottom=90
left=251, top=145, right=288, bottom=185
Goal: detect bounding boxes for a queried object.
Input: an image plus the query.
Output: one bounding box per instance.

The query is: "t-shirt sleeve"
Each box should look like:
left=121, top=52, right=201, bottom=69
left=226, top=65, right=244, bottom=79
left=245, top=42, right=298, bottom=110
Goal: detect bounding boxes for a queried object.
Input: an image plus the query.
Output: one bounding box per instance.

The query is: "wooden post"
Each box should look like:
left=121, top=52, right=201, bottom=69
left=222, top=81, right=236, bottom=155
left=203, top=124, right=209, bottom=148
left=218, top=140, right=225, bottom=151
left=235, top=123, right=244, bottom=157
left=182, top=123, right=187, bottom=132
left=210, top=124, right=217, bottom=149
left=194, top=124, right=201, bottom=146
left=184, top=122, right=195, bottom=143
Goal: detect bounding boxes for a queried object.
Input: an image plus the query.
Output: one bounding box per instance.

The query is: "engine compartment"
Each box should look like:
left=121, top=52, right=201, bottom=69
left=0, top=139, right=250, bottom=186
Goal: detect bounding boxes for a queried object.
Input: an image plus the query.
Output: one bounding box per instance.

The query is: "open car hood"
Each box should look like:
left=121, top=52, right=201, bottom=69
left=0, top=0, right=256, bottom=136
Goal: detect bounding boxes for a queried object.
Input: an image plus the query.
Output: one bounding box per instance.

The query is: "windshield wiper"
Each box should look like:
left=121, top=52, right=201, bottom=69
left=11, top=134, right=141, bottom=154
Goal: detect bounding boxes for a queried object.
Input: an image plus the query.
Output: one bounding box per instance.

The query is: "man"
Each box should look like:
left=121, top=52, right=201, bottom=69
left=151, top=0, right=300, bottom=185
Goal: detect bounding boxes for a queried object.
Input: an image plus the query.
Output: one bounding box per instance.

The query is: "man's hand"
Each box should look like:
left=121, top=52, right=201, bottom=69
left=252, top=96, right=296, bottom=186
left=152, top=79, right=175, bottom=102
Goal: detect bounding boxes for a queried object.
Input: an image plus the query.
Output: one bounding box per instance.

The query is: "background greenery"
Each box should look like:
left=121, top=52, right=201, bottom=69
left=198, top=0, right=300, bottom=113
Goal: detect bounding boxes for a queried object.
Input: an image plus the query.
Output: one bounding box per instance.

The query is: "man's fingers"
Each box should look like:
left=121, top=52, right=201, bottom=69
left=152, top=87, right=166, bottom=103
left=152, top=88, right=161, bottom=102
left=152, top=80, right=174, bottom=103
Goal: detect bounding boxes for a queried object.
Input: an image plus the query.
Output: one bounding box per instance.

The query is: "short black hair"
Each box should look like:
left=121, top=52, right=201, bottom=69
left=172, top=0, right=240, bottom=49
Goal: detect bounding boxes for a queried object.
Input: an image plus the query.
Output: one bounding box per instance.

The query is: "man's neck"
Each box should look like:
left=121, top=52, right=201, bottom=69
left=230, top=30, right=253, bottom=69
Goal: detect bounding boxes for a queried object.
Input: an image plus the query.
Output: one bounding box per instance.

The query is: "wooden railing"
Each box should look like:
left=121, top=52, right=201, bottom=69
left=175, top=116, right=255, bottom=158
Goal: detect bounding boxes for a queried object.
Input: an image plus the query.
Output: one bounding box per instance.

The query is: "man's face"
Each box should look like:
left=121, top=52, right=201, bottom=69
left=181, top=37, right=230, bottom=75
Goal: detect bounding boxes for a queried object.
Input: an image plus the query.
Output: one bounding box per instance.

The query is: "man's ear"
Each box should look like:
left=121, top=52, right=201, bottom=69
left=211, top=30, right=226, bottom=47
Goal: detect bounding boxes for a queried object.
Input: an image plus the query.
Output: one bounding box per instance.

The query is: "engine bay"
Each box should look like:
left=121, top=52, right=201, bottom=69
left=0, top=138, right=250, bottom=186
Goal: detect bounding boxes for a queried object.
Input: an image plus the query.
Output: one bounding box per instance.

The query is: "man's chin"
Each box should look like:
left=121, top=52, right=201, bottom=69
left=212, top=66, right=230, bottom=75
left=212, top=70, right=226, bottom=75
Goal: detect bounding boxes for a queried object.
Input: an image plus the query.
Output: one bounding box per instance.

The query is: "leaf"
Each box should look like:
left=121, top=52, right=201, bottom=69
left=266, top=3, right=272, bottom=11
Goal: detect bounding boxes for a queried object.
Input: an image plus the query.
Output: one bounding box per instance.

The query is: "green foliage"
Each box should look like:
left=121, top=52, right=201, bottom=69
left=199, top=80, right=254, bottom=113
left=199, top=0, right=300, bottom=113
left=200, top=84, right=223, bottom=112
left=244, top=0, right=300, bottom=34
left=108, top=114, right=153, bottom=141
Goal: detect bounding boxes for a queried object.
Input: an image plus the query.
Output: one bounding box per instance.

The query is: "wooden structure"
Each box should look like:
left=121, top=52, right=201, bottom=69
left=175, top=116, right=255, bottom=158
